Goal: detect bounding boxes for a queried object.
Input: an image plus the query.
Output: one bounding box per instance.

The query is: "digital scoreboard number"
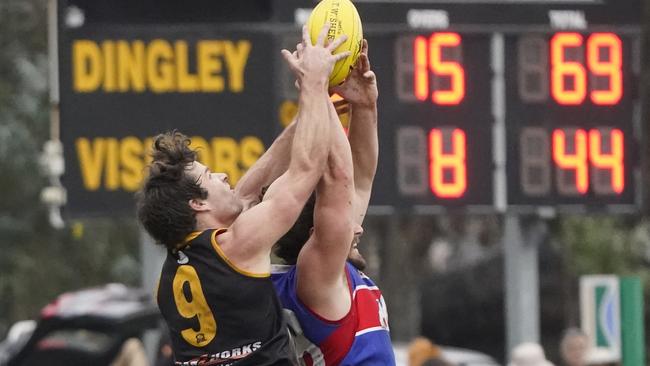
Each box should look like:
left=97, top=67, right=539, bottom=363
left=370, top=33, right=494, bottom=209
left=505, top=32, right=639, bottom=209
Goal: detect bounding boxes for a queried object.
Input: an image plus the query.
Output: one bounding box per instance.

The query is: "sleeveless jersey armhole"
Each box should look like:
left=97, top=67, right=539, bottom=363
left=298, top=265, right=356, bottom=325
left=210, top=228, right=271, bottom=278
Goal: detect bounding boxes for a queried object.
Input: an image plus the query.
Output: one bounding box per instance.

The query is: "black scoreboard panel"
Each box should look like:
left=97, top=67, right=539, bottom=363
left=370, top=33, right=493, bottom=208
left=271, top=0, right=641, bottom=27
left=59, top=23, right=276, bottom=215
left=505, top=32, right=639, bottom=209
left=57, top=0, right=642, bottom=215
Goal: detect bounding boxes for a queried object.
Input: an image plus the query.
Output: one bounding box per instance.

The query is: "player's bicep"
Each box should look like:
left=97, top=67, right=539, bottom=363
left=300, top=215, right=353, bottom=283
left=353, top=187, right=372, bottom=225
left=298, top=178, right=354, bottom=285
left=230, top=173, right=310, bottom=252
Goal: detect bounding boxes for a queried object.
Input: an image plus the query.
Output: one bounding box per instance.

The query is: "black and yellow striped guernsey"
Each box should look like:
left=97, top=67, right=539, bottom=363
left=156, top=229, right=296, bottom=365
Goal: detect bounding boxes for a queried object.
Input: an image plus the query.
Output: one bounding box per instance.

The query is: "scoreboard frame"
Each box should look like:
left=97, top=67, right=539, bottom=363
left=55, top=0, right=643, bottom=216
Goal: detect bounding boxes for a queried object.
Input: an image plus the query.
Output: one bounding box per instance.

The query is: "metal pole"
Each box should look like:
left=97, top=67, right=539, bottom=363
left=491, top=33, right=507, bottom=214
left=48, top=0, right=59, bottom=110
left=140, top=229, right=166, bottom=295
left=48, top=0, right=60, bottom=141
left=140, top=228, right=166, bottom=358
left=45, top=0, right=65, bottom=228
left=504, top=216, right=543, bottom=356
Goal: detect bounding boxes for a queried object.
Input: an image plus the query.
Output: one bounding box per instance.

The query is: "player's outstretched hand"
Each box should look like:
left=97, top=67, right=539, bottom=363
left=331, top=39, right=378, bottom=107
left=281, top=24, right=351, bottom=87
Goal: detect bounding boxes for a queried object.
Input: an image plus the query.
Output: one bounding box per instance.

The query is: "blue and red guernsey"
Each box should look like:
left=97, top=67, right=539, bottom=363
left=272, top=262, right=396, bottom=366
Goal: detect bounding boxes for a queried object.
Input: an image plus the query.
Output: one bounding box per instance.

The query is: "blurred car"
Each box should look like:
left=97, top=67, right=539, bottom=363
left=0, top=283, right=161, bottom=366
left=393, top=342, right=501, bottom=366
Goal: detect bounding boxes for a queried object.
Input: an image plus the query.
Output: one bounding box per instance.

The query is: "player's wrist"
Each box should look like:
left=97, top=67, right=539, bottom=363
left=350, top=99, right=377, bottom=109
left=301, top=75, right=329, bottom=91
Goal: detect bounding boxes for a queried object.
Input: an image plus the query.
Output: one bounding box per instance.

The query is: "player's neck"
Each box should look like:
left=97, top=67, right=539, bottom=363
left=195, top=212, right=232, bottom=231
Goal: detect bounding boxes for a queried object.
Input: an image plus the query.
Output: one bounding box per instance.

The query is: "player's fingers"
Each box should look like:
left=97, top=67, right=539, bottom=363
left=335, top=104, right=350, bottom=115
left=358, top=53, right=370, bottom=72
left=316, top=23, right=331, bottom=46
left=281, top=49, right=300, bottom=72
left=332, top=98, right=348, bottom=108
left=327, top=34, right=348, bottom=51
left=362, top=39, right=368, bottom=56
left=296, top=42, right=304, bottom=56
left=294, top=79, right=301, bottom=90
left=335, top=100, right=350, bottom=110
left=332, top=50, right=351, bottom=62
left=281, top=48, right=295, bottom=61
left=363, top=70, right=376, bottom=81
left=302, top=25, right=312, bottom=46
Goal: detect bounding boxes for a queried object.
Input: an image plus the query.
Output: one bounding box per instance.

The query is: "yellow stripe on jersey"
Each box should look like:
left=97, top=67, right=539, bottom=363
left=210, top=229, right=270, bottom=278
left=184, top=231, right=202, bottom=244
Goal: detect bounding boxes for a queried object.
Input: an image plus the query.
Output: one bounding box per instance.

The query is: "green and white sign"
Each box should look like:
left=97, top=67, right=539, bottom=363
left=580, top=275, right=621, bottom=361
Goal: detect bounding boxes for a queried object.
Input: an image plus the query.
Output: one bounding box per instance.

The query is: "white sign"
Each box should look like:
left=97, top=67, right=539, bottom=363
left=580, top=275, right=621, bottom=362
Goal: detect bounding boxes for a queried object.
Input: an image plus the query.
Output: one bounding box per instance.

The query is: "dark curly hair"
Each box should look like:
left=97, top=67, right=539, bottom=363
left=136, top=131, right=207, bottom=250
left=273, top=194, right=316, bottom=264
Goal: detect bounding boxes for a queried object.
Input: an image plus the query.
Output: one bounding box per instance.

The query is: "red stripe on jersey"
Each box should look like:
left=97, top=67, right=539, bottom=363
left=296, top=266, right=391, bottom=365
left=354, top=288, right=385, bottom=332
left=315, top=306, right=357, bottom=365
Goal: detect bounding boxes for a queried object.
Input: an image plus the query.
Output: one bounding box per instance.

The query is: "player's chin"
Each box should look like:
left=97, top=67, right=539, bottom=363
left=348, top=249, right=367, bottom=271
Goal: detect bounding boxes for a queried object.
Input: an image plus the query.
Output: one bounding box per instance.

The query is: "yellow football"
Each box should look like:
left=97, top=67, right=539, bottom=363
left=307, top=0, right=363, bottom=87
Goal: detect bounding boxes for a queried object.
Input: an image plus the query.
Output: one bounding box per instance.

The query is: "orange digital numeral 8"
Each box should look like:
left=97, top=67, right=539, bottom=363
left=429, top=128, right=466, bottom=198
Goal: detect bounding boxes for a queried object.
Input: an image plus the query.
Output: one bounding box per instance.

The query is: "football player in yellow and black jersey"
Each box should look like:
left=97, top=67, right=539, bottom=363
left=136, top=25, right=350, bottom=365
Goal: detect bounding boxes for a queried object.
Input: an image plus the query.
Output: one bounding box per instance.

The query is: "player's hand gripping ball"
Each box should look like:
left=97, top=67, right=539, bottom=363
left=307, top=0, right=363, bottom=87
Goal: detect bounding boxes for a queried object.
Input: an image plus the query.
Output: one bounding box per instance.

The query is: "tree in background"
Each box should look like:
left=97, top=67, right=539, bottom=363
left=556, top=216, right=650, bottom=360
left=0, top=0, right=141, bottom=338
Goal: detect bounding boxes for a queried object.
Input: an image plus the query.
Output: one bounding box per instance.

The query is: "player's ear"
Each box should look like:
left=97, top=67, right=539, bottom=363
left=189, top=198, right=209, bottom=212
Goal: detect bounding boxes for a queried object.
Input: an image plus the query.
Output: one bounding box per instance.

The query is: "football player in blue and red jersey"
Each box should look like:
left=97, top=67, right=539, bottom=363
left=271, top=39, right=396, bottom=365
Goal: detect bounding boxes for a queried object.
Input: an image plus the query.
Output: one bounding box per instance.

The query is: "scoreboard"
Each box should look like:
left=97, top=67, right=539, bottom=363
left=57, top=0, right=642, bottom=216
left=304, top=0, right=640, bottom=212
left=505, top=32, right=638, bottom=210
left=371, top=33, right=494, bottom=209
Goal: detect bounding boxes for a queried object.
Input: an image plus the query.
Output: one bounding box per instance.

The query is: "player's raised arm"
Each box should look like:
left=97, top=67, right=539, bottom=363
left=223, top=25, right=351, bottom=271
left=295, top=98, right=355, bottom=320
left=332, top=39, right=379, bottom=225
left=234, top=120, right=296, bottom=209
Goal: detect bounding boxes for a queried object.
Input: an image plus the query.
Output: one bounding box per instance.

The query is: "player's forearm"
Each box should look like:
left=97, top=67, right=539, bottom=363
left=234, top=120, right=296, bottom=201
left=348, top=103, right=378, bottom=191
left=318, top=99, right=354, bottom=191
left=289, top=79, right=330, bottom=176
left=310, top=104, right=354, bottom=268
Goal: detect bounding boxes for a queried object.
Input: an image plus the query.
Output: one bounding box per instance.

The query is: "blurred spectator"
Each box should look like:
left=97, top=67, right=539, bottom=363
left=559, top=328, right=588, bottom=366
left=154, top=329, right=174, bottom=366
left=408, top=337, right=452, bottom=366
left=508, top=342, right=554, bottom=366
left=110, top=338, right=149, bottom=366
